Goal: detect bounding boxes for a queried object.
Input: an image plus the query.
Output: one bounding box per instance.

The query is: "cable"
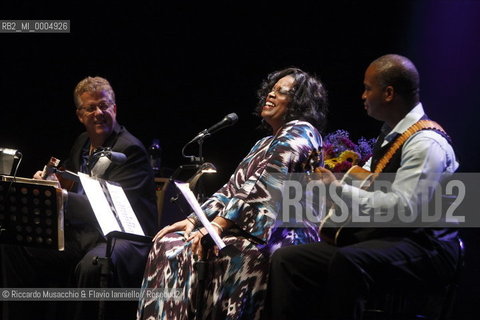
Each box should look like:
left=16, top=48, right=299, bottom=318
left=12, top=152, right=22, bottom=178
left=5, top=152, right=23, bottom=202
left=181, top=141, right=196, bottom=161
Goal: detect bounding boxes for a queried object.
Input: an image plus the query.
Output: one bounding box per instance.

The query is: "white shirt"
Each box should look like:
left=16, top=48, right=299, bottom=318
left=341, top=103, right=459, bottom=218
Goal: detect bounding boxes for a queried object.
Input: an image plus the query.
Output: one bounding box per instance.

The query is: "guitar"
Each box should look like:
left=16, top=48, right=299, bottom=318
left=316, top=121, right=450, bottom=246
left=40, top=156, right=60, bottom=179
left=41, top=156, right=76, bottom=191
left=317, top=165, right=377, bottom=246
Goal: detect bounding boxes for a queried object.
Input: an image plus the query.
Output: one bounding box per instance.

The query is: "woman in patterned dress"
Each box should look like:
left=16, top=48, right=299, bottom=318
left=137, top=67, right=328, bottom=320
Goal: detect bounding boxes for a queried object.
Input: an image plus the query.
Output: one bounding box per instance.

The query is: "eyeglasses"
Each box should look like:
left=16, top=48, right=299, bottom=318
left=270, top=86, right=294, bottom=96
left=78, top=102, right=113, bottom=113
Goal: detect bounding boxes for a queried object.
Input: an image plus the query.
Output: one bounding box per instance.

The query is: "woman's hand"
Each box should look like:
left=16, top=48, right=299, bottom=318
left=153, top=218, right=196, bottom=242
left=187, top=225, right=222, bottom=259
left=187, top=217, right=231, bottom=258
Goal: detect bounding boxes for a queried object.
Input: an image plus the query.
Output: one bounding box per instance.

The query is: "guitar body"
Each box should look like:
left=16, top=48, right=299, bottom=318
left=55, top=168, right=76, bottom=191
left=42, top=156, right=76, bottom=191
left=318, top=165, right=377, bottom=246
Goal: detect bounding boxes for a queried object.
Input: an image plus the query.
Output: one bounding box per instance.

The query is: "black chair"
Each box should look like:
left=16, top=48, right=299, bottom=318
left=363, top=237, right=465, bottom=320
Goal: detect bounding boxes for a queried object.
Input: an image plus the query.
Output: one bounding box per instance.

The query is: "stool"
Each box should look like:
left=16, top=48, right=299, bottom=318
left=363, top=237, right=465, bottom=320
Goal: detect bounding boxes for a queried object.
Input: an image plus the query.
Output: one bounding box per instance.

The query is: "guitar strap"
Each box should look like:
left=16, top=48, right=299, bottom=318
left=373, top=120, right=450, bottom=174
left=319, top=120, right=450, bottom=246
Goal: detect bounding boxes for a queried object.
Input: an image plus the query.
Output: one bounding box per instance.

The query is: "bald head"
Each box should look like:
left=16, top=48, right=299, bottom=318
left=369, top=54, right=420, bottom=107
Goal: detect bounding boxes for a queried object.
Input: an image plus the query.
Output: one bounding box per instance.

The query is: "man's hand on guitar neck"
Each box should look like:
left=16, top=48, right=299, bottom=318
left=33, top=156, right=61, bottom=182
left=33, top=170, right=59, bottom=182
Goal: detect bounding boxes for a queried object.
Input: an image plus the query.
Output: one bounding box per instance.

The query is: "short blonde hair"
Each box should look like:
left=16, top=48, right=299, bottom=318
left=73, top=76, right=116, bottom=108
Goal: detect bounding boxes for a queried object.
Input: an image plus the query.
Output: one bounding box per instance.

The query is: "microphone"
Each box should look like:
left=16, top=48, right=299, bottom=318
left=90, top=148, right=127, bottom=165
left=106, top=151, right=127, bottom=164
left=88, top=148, right=127, bottom=178
left=189, top=113, right=238, bottom=144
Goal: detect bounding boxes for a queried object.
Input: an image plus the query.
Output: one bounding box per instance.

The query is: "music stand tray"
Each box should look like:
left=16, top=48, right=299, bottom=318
left=0, top=175, right=65, bottom=250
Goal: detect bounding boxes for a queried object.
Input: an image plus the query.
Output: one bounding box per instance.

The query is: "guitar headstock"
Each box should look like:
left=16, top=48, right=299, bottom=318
left=41, top=156, right=61, bottom=179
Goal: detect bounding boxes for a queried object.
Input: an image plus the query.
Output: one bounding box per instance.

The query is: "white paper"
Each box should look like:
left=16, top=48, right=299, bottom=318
left=174, top=181, right=226, bottom=250
left=78, top=172, right=120, bottom=235
left=105, top=181, right=144, bottom=236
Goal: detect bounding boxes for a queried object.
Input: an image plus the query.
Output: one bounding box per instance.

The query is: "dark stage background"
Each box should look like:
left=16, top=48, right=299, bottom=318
left=1, top=1, right=479, bottom=318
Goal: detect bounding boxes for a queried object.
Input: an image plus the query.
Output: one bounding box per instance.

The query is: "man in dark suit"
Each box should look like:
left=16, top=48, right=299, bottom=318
left=1, top=76, right=158, bottom=320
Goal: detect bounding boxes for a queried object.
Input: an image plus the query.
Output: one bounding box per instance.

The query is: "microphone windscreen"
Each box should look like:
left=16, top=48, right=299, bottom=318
left=108, top=151, right=127, bottom=164
left=226, top=113, right=239, bottom=124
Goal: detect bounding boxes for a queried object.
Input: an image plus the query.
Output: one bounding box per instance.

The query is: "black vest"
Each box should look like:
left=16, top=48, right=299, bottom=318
left=346, top=116, right=456, bottom=245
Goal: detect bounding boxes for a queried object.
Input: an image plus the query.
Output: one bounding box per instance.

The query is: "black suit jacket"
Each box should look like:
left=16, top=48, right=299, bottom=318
left=63, top=123, right=158, bottom=241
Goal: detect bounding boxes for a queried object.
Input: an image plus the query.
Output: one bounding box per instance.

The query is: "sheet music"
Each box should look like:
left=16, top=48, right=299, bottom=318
left=78, top=172, right=120, bottom=236
left=174, top=181, right=226, bottom=250
left=105, top=181, right=144, bottom=236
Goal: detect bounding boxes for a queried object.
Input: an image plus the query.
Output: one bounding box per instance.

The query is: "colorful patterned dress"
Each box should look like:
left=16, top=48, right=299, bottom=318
left=137, top=120, right=323, bottom=320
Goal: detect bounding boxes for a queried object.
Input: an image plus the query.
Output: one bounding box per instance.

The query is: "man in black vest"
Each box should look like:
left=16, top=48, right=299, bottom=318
left=266, top=54, right=460, bottom=320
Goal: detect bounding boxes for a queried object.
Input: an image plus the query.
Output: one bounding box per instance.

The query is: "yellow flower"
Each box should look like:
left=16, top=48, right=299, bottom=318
left=324, top=158, right=340, bottom=170
left=338, top=150, right=360, bottom=164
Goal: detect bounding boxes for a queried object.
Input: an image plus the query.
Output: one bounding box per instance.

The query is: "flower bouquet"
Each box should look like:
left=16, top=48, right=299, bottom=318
left=323, top=130, right=376, bottom=173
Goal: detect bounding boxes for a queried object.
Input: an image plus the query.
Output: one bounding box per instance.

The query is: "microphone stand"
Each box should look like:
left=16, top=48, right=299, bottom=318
left=189, top=136, right=215, bottom=320
left=175, top=134, right=214, bottom=320
left=177, top=134, right=210, bottom=201
left=188, top=136, right=206, bottom=164
left=197, top=137, right=205, bottom=165
left=195, top=234, right=214, bottom=320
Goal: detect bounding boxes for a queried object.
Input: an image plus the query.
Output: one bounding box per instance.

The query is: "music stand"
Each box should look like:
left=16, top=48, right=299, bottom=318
left=95, top=231, right=152, bottom=320
left=0, top=175, right=64, bottom=250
